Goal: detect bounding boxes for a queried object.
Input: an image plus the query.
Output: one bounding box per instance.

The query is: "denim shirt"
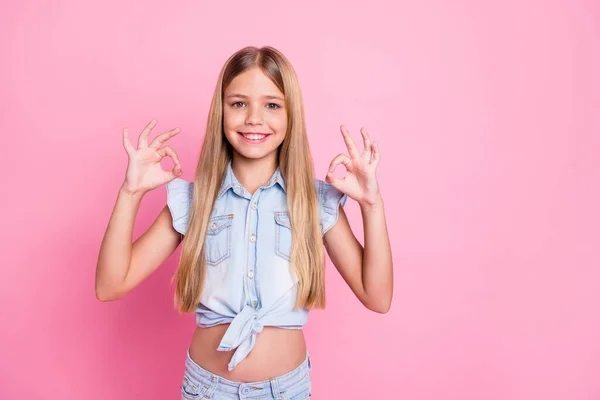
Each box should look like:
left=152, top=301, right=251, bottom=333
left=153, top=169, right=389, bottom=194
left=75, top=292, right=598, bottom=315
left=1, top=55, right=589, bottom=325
left=166, top=160, right=347, bottom=371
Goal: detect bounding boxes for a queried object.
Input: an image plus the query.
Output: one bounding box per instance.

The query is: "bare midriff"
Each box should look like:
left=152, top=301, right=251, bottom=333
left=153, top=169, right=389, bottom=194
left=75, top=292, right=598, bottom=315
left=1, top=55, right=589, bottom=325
left=188, top=324, right=307, bottom=382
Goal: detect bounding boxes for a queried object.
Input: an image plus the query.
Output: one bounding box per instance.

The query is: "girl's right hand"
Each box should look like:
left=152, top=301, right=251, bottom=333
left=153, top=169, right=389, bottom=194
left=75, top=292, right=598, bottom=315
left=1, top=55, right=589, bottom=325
left=121, top=119, right=183, bottom=195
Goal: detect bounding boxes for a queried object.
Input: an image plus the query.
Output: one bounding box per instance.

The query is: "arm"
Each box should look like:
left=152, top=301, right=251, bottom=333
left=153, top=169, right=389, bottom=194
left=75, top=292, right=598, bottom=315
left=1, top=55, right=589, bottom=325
left=324, top=197, right=393, bottom=313
left=95, top=119, right=184, bottom=301
left=95, top=183, right=181, bottom=301
left=322, top=124, right=393, bottom=313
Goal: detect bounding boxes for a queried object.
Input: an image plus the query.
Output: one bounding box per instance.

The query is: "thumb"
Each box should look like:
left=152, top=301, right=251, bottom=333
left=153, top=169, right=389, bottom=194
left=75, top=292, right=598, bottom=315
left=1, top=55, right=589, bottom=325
left=165, top=165, right=183, bottom=182
left=325, top=171, right=344, bottom=192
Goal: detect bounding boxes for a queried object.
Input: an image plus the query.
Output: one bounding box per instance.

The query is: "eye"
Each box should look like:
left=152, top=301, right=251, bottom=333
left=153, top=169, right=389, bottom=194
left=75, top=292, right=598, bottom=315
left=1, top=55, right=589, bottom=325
left=267, top=103, right=280, bottom=110
left=232, top=101, right=245, bottom=108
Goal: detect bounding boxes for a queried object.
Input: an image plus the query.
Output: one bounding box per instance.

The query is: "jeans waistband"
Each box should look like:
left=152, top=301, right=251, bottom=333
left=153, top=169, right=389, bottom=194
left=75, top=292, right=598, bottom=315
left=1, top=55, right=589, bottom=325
left=184, top=348, right=311, bottom=398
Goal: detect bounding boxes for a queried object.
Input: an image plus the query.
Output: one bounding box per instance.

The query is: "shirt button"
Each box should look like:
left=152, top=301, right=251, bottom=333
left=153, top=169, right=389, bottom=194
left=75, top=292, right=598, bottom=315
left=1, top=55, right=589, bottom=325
left=248, top=270, right=254, bottom=278
left=250, top=233, right=256, bottom=242
left=252, top=202, right=257, bottom=209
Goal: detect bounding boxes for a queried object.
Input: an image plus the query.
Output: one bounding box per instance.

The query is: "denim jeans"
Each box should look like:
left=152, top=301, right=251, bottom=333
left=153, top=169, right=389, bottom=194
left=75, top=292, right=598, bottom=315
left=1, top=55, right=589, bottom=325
left=181, top=348, right=312, bottom=400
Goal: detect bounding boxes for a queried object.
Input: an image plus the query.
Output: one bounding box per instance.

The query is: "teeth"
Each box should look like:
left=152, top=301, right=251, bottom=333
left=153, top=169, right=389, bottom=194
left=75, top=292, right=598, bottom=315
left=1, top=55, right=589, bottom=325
left=242, top=133, right=266, bottom=140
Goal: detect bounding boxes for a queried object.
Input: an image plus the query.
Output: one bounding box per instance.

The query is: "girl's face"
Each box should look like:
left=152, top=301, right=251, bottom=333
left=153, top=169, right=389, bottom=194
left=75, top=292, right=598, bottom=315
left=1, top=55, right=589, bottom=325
left=223, top=67, right=287, bottom=161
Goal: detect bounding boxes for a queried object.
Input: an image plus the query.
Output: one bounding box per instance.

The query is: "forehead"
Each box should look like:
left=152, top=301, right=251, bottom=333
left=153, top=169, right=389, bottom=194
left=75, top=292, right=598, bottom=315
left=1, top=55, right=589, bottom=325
left=225, top=67, right=283, bottom=97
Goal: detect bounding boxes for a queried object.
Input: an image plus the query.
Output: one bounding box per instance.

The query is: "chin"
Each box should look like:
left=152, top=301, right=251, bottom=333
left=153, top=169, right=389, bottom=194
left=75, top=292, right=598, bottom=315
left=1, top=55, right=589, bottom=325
left=234, top=148, right=277, bottom=160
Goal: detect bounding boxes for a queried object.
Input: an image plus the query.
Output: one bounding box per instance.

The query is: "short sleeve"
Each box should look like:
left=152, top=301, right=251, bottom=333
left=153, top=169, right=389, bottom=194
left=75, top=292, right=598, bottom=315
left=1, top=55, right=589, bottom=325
left=166, top=178, right=193, bottom=235
left=315, top=179, right=348, bottom=235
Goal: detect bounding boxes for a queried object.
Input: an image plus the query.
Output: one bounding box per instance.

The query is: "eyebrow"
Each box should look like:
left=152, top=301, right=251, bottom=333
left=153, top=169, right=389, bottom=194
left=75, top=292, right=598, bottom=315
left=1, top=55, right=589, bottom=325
left=225, top=93, right=284, bottom=101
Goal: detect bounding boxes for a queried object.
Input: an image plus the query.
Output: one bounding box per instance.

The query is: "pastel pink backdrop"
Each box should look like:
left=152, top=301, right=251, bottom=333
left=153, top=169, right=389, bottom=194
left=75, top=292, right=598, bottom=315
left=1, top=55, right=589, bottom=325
left=1, top=1, right=598, bottom=399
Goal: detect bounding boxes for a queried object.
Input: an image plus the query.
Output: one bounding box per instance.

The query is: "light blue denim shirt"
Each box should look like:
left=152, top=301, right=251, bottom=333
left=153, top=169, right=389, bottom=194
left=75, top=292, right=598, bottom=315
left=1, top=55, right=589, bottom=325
left=166, top=160, right=347, bottom=371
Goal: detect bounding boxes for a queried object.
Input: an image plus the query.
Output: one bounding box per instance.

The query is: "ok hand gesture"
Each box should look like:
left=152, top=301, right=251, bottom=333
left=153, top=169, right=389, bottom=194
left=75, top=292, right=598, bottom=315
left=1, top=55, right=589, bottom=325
left=121, top=119, right=183, bottom=195
left=326, top=125, right=381, bottom=207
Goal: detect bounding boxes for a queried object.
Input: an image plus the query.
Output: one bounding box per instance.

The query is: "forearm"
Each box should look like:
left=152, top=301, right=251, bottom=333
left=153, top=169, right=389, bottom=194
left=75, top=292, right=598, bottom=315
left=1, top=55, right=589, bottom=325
left=95, top=183, right=144, bottom=300
left=360, top=194, right=393, bottom=312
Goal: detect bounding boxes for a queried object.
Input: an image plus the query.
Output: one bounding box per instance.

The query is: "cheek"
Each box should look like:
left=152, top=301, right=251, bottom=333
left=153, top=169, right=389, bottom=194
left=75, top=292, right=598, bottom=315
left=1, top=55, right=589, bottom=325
left=222, top=110, right=237, bottom=130
left=271, top=113, right=288, bottom=133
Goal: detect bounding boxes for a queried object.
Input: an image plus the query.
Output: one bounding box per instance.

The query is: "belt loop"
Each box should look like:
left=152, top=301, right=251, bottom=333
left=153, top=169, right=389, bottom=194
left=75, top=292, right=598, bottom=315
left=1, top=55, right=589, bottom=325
left=270, top=377, right=282, bottom=399
left=205, top=375, right=219, bottom=397
left=307, top=351, right=312, bottom=371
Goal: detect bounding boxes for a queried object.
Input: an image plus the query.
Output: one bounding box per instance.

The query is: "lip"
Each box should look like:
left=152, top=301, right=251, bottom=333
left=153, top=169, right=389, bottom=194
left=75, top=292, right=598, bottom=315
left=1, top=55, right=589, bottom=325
left=238, top=131, right=271, bottom=144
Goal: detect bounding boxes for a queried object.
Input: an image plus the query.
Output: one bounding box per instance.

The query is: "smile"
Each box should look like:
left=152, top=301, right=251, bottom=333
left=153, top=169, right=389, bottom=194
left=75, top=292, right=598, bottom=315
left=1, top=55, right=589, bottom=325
left=238, top=132, right=271, bottom=143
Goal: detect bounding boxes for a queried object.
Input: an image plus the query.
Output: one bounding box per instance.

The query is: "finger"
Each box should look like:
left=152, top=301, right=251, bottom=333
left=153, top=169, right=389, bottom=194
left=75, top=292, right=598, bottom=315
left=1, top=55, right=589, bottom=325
left=164, top=165, right=183, bottom=182
left=328, top=153, right=351, bottom=174
left=138, top=119, right=158, bottom=149
left=360, top=127, right=372, bottom=161
left=371, top=141, right=380, bottom=166
left=149, top=127, right=181, bottom=149
left=340, top=125, right=360, bottom=159
left=163, top=157, right=183, bottom=181
left=122, top=128, right=135, bottom=155
left=325, top=172, right=345, bottom=192
left=325, top=156, right=348, bottom=191
left=157, top=146, right=182, bottom=169
left=158, top=146, right=183, bottom=178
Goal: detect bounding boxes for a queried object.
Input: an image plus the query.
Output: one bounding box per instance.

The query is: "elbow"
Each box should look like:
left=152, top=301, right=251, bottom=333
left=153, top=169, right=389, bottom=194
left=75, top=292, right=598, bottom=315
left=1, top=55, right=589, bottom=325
left=364, top=297, right=392, bottom=314
left=95, top=282, right=122, bottom=302
left=95, top=268, right=128, bottom=302
left=370, top=302, right=391, bottom=314
left=96, top=289, right=123, bottom=302
left=96, top=287, right=114, bottom=302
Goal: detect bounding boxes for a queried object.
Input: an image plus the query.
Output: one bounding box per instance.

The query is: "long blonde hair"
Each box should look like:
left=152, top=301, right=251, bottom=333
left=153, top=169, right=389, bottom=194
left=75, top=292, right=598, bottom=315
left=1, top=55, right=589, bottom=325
left=172, top=46, right=326, bottom=313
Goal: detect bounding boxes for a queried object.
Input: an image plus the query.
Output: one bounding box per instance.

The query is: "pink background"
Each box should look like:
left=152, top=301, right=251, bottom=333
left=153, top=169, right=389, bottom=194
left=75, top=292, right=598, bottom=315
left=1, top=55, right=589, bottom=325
left=1, top=0, right=599, bottom=399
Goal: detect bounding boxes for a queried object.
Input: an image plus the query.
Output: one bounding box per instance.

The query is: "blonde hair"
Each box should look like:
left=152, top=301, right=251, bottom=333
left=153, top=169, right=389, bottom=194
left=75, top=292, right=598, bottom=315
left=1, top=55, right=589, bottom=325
left=171, top=46, right=326, bottom=313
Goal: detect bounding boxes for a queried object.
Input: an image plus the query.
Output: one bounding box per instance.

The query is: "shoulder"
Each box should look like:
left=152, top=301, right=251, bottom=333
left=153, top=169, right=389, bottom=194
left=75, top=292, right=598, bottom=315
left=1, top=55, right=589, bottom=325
left=314, top=178, right=348, bottom=235
left=166, top=178, right=193, bottom=235
left=314, top=179, right=348, bottom=209
left=166, top=177, right=193, bottom=194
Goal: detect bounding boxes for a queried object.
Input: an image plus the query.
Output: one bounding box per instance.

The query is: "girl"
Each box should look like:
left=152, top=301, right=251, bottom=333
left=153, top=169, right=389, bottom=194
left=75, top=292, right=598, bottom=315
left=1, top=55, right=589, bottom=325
left=96, top=46, right=393, bottom=400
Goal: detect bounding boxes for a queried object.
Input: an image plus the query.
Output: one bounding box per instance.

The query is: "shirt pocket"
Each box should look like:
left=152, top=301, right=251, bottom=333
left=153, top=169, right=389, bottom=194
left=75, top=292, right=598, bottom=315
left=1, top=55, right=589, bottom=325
left=205, top=214, right=233, bottom=266
left=274, top=211, right=292, bottom=261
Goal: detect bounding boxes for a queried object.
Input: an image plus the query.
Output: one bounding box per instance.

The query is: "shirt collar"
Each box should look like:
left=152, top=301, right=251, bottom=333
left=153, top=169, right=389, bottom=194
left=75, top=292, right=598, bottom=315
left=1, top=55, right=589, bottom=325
left=217, top=159, right=286, bottom=199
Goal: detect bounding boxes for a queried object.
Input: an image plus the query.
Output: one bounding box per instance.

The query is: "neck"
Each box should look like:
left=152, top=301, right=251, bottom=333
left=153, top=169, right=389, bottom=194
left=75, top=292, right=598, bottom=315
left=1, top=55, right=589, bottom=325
left=231, top=153, right=279, bottom=195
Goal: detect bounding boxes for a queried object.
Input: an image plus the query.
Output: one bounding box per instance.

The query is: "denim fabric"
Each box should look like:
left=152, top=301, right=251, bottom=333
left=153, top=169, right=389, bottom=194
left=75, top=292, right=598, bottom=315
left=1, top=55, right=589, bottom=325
left=181, top=348, right=312, bottom=400
left=167, top=160, right=347, bottom=371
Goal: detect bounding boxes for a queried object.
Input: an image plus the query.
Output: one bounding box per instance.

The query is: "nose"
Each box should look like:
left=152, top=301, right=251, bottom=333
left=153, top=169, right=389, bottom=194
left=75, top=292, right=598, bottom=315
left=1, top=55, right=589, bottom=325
left=245, top=104, right=263, bottom=125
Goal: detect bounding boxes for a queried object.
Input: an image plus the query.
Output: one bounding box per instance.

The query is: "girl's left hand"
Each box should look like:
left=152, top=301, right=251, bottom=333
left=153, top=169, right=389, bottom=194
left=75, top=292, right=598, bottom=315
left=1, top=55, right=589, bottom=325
left=326, top=125, right=381, bottom=207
